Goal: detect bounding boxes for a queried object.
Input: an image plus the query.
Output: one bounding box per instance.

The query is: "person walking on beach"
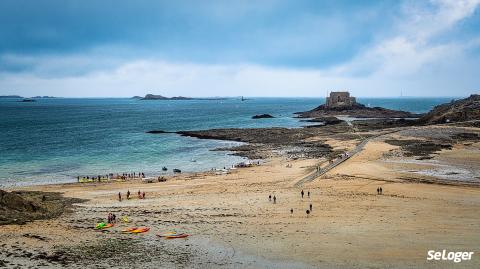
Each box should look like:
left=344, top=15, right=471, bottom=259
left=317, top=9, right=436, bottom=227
left=290, top=208, right=293, bottom=214
left=118, top=192, right=122, bottom=202
left=273, top=195, right=276, bottom=204
left=307, top=191, right=310, bottom=198
left=380, top=187, right=383, bottom=195
left=309, top=203, right=312, bottom=212
left=377, top=187, right=379, bottom=195
left=138, top=190, right=141, bottom=198
left=127, top=190, right=130, bottom=200
left=269, top=195, right=272, bottom=202
left=142, top=192, right=145, bottom=199
left=301, top=190, right=304, bottom=198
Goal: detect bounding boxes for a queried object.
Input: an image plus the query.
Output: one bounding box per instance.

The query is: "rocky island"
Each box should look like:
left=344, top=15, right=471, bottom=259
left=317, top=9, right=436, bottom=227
left=141, top=94, right=193, bottom=100
left=252, top=114, right=274, bottom=119
left=296, top=91, right=422, bottom=118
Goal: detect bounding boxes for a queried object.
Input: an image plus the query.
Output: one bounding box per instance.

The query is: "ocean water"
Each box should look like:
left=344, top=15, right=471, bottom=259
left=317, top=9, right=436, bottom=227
left=0, top=97, right=453, bottom=186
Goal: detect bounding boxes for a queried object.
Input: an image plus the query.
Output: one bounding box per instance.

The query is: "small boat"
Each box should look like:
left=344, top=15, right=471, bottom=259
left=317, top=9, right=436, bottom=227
left=173, top=169, right=181, bottom=173
left=123, top=227, right=150, bottom=234
left=95, top=222, right=114, bottom=229
left=165, top=233, right=189, bottom=239
left=162, top=166, right=168, bottom=171
left=157, top=231, right=190, bottom=239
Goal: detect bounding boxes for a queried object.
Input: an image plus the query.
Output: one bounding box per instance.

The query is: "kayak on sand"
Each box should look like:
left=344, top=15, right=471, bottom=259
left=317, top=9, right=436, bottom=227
left=95, top=222, right=114, bottom=229
left=122, top=227, right=150, bottom=234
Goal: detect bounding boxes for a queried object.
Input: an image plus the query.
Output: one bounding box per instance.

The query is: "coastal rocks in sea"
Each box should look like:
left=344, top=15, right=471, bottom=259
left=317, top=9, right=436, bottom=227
left=252, top=114, right=274, bottom=119
left=19, top=99, right=36, bottom=102
left=141, top=94, right=192, bottom=100
left=175, top=127, right=336, bottom=159
left=296, top=91, right=421, bottom=118
left=0, top=190, right=84, bottom=225
left=301, top=116, right=343, bottom=125
left=146, top=130, right=174, bottom=134
left=418, top=94, right=480, bottom=124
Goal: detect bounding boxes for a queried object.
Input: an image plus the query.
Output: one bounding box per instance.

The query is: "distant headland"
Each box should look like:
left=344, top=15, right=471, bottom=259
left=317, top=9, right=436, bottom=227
left=138, top=94, right=227, bottom=101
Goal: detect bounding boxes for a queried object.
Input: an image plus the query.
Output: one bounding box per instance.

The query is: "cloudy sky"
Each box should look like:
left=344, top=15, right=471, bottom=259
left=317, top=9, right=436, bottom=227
left=0, top=0, right=479, bottom=97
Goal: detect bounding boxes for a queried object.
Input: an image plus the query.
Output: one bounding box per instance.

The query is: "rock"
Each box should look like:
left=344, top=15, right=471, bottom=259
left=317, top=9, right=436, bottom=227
left=418, top=94, right=480, bottom=124
left=0, top=190, right=85, bottom=225
left=146, top=130, right=174, bottom=134
left=252, top=114, right=274, bottom=119
left=301, top=116, right=343, bottom=125
left=296, top=103, right=420, bottom=118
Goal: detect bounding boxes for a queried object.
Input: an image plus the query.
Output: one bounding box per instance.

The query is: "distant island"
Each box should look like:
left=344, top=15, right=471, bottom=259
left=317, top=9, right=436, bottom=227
left=32, top=96, right=57, bottom=99
left=141, top=94, right=193, bottom=100
left=139, top=94, right=227, bottom=101
left=0, top=95, right=23, bottom=98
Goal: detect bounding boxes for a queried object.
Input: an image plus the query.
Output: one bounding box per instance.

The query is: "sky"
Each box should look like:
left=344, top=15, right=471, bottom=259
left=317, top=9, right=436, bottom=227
left=0, top=0, right=479, bottom=97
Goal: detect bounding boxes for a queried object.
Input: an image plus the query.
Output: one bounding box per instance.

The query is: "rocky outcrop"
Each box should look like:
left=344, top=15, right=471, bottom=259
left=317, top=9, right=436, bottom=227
left=252, top=114, right=274, bottom=119
left=296, top=102, right=421, bottom=118
left=300, top=116, right=343, bottom=125
left=0, top=190, right=84, bottom=225
left=418, top=94, right=480, bottom=124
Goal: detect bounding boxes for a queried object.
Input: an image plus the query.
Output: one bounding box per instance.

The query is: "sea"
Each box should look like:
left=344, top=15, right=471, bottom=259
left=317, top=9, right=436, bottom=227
left=0, top=97, right=454, bottom=187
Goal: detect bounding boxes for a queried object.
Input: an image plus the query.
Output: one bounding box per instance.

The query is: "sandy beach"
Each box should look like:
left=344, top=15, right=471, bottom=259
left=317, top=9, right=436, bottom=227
left=1, top=123, right=479, bottom=268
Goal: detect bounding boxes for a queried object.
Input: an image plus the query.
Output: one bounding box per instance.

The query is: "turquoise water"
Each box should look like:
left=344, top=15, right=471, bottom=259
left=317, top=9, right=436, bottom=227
left=0, top=97, right=453, bottom=186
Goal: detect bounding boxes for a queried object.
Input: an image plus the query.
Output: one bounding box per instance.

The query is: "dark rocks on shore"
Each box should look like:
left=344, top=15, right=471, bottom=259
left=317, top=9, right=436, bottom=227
left=296, top=102, right=422, bottom=119
left=0, top=190, right=85, bottom=225
left=176, top=127, right=338, bottom=159
left=252, top=114, right=274, bottom=119
left=418, top=94, right=480, bottom=124
left=300, top=116, right=343, bottom=125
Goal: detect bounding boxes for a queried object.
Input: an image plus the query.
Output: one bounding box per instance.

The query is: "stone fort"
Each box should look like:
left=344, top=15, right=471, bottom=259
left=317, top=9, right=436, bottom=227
left=325, top=91, right=356, bottom=108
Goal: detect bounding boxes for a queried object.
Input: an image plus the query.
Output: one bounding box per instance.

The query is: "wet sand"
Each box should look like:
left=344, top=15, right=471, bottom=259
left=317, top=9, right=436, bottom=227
left=1, top=126, right=480, bottom=268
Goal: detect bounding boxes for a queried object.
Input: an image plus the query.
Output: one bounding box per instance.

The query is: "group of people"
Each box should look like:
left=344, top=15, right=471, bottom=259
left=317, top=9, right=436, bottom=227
left=78, top=172, right=147, bottom=183
left=376, top=187, right=384, bottom=195
left=114, top=172, right=146, bottom=180
left=268, top=189, right=313, bottom=217
left=107, top=213, right=117, bottom=223
left=118, top=190, right=146, bottom=201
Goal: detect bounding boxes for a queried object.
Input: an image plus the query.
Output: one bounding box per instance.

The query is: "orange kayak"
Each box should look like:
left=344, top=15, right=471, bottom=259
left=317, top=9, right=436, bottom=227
left=164, top=233, right=189, bottom=239
left=131, top=227, right=150, bottom=233
left=121, top=227, right=138, bottom=233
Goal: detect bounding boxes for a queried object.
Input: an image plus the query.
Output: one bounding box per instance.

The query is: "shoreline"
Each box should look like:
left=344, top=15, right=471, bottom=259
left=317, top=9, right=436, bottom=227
left=1, top=121, right=480, bottom=268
